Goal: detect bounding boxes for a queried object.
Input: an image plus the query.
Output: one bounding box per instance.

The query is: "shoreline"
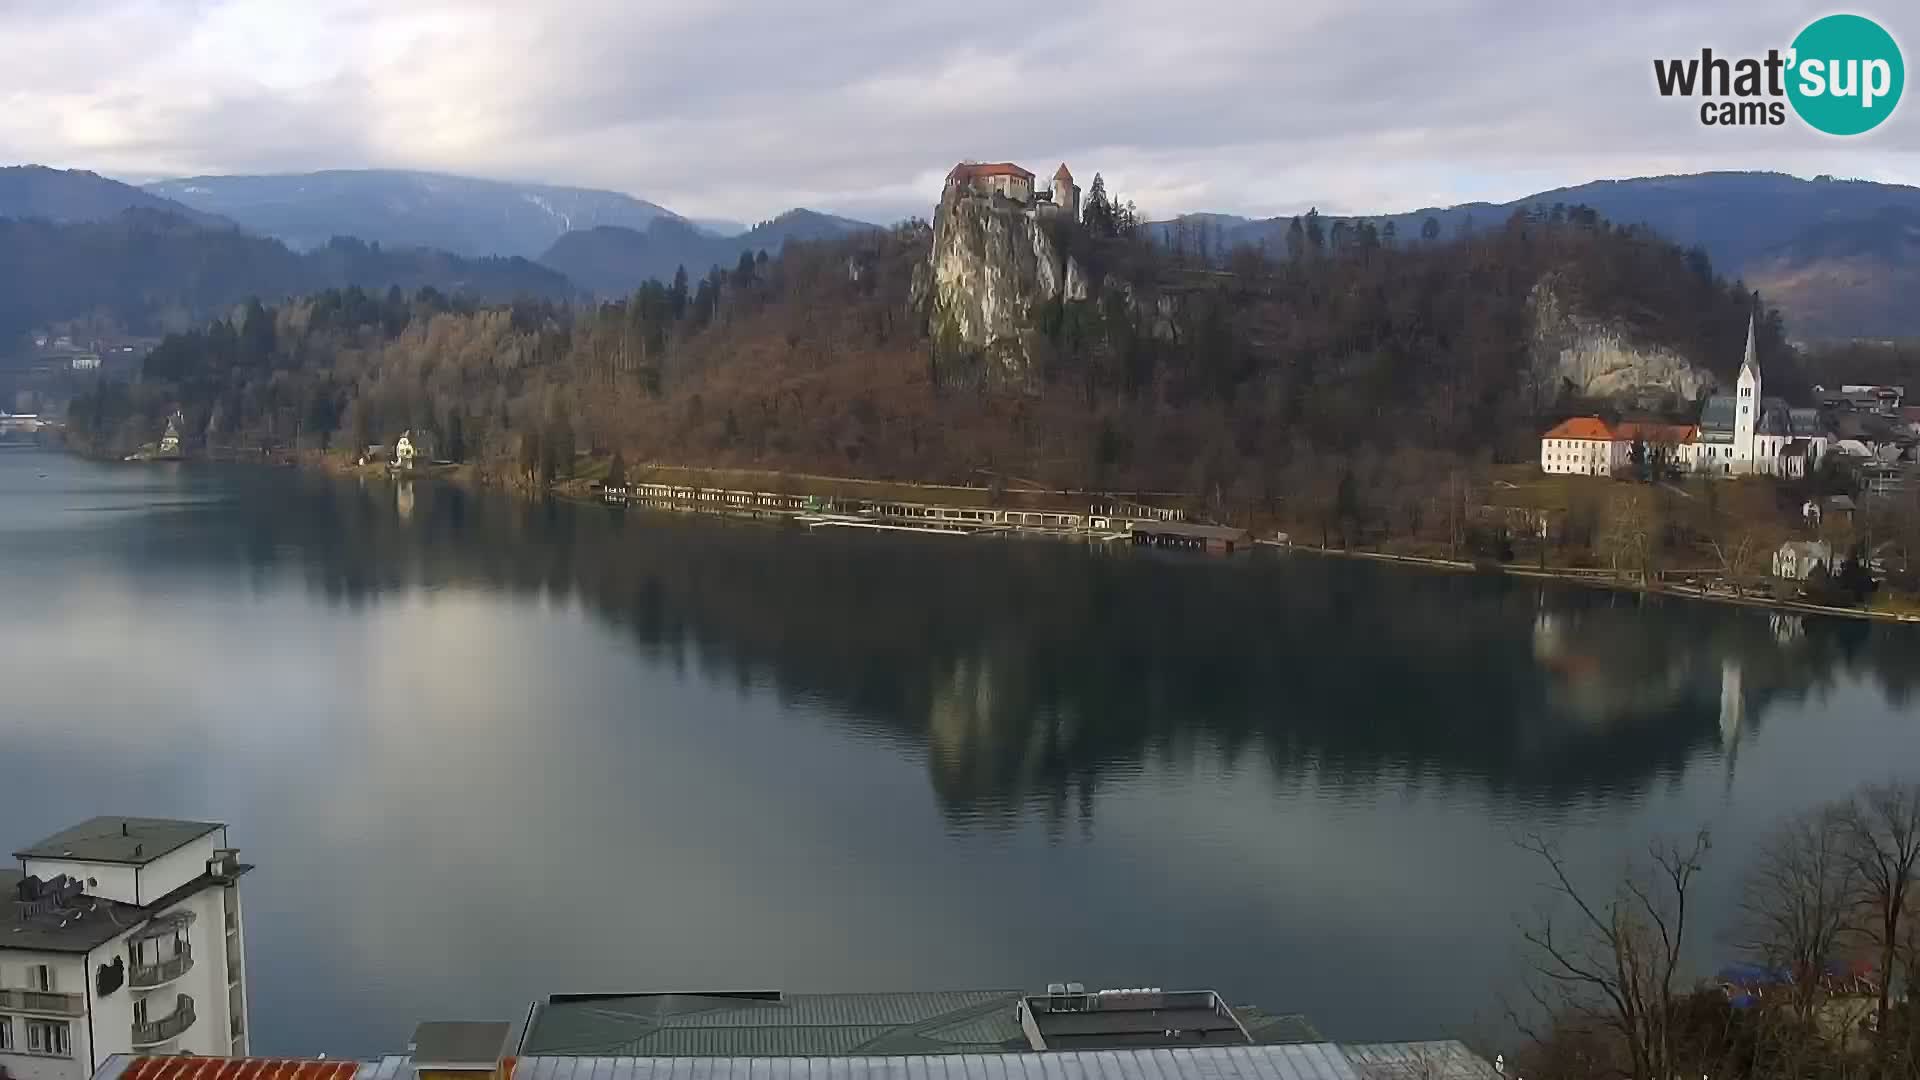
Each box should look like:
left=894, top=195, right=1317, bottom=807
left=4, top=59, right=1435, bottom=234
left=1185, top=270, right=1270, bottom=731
left=1291, top=544, right=1920, bottom=625
left=68, top=446, right=1920, bottom=626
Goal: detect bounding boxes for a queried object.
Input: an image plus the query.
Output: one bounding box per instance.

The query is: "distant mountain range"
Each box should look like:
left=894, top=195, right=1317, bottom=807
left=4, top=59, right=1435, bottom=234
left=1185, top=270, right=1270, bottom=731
left=0, top=166, right=233, bottom=229
left=0, top=209, right=571, bottom=341
left=540, top=208, right=879, bottom=295
left=144, top=169, right=682, bottom=258
left=1150, top=172, right=1920, bottom=340
left=5, top=164, right=1918, bottom=340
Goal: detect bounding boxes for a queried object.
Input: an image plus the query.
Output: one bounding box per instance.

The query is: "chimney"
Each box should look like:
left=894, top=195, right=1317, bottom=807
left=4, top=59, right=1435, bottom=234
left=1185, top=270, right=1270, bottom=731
left=122, top=822, right=130, bottom=837
left=132, top=844, right=142, bottom=858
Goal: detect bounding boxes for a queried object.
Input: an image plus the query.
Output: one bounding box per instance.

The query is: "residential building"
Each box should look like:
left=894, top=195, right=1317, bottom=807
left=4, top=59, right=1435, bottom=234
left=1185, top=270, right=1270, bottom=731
left=1539, top=416, right=1623, bottom=476
left=394, top=432, right=417, bottom=470
left=1773, top=541, right=1833, bottom=581
left=1, top=818, right=252, bottom=1080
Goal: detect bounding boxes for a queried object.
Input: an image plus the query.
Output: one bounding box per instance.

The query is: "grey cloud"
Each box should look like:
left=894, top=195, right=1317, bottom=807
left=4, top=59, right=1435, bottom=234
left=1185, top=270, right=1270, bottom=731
left=1, top=0, right=1913, bottom=223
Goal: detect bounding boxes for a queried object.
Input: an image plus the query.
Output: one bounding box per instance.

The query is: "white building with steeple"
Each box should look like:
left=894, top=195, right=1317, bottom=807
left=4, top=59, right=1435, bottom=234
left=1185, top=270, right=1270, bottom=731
left=1685, top=313, right=1827, bottom=477
left=1538, top=312, right=1829, bottom=479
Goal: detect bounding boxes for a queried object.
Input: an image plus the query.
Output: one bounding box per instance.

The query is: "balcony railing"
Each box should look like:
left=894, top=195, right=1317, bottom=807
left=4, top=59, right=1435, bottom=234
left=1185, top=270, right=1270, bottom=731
left=0, top=987, right=84, bottom=1016
left=130, top=944, right=193, bottom=989
left=131, top=993, right=196, bottom=1047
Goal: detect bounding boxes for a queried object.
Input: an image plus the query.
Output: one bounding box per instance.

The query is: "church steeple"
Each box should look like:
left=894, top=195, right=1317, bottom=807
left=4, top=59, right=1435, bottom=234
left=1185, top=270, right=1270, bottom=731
left=1741, top=310, right=1759, bottom=378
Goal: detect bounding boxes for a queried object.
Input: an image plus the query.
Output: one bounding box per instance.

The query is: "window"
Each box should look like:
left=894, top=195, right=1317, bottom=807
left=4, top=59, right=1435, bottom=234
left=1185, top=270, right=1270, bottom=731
left=0, top=1015, right=11, bottom=1051
left=26, top=1019, right=70, bottom=1057
left=30, top=963, right=53, bottom=991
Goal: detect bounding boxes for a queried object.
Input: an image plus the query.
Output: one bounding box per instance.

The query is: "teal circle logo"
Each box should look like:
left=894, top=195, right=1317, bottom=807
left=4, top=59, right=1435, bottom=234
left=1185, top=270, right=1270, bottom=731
left=1788, top=14, right=1903, bottom=135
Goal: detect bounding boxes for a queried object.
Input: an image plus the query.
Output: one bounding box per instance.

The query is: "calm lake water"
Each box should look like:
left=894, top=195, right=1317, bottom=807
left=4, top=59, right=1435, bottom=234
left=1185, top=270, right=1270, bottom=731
left=4, top=447, right=1920, bottom=1058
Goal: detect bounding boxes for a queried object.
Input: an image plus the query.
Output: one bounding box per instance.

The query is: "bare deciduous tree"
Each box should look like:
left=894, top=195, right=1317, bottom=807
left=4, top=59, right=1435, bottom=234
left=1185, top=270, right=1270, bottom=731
left=1516, top=830, right=1711, bottom=1080
left=1737, top=805, right=1859, bottom=1019
left=1842, top=780, right=1920, bottom=1043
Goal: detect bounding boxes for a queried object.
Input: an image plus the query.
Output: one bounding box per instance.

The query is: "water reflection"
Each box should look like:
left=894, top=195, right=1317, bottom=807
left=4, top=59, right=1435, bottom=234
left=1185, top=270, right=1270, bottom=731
left=42, top=462, right=1920, bottom=822
left=6, top=452, right=1920, bottom=1056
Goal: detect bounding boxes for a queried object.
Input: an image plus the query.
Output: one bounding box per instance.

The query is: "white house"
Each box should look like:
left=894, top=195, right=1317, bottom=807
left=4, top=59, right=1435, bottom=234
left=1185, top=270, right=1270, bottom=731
left=394, top=432, right=417, bottom=470
left=1538, top=416, right=1624, bottom=475
left=1538, top=418, right=1696, bottom=477
left=1773, top=540, right=1833, bottom=581
left=1, top=818, right=252, bottom=1080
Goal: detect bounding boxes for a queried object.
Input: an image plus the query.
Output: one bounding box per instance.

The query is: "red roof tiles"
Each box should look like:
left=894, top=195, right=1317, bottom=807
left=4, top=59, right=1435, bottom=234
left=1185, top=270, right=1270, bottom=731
left=1540, top=416, right=1616, bottom=441
left=121, top=1058, right=360, bottom=1080
left=948, top=162, right=1033, bottom=182
left=1615, top=422, right=1697, bottom=444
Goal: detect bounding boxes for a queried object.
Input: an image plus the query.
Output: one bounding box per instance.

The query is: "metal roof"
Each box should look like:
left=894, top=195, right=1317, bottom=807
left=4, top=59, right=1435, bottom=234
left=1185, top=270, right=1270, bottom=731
left=504, top=1047, right=1365, bottom=1080
left=521, top=992, right=1030, bottom=1057
left=523, top=993, right=1322, bottom=1060
left=15, top=817, right=222, bottom=865
left=101, top=1043, right=1487, bottom=1080
left=1339, top=1042, right=1501, bottom=1080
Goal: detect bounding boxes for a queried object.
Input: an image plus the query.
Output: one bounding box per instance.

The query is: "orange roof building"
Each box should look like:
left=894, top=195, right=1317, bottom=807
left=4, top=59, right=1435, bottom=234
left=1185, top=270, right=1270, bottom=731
left=945, top=162, right=1038, bottom=205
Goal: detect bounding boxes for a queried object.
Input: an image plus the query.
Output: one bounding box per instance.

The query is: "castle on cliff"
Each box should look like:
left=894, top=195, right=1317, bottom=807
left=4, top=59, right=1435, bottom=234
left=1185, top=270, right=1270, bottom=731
left=944, top=161, right=1080, bottom=220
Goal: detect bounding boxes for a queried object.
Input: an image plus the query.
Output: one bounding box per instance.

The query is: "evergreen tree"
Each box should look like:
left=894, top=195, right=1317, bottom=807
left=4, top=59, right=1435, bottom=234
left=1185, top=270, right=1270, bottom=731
left=1286, top=217, right=1305, bottom=262
left=1421, top=215, right=1442, bottom=242
left=1304, top=208, right=1325, bottom=252
left=670, top=266, right=689, bottom=320
left=1085, top=174, right=1112, bottom=237
left=239, top=299, right=275, bottom=366
left=606, top=450, right=627, bottom=488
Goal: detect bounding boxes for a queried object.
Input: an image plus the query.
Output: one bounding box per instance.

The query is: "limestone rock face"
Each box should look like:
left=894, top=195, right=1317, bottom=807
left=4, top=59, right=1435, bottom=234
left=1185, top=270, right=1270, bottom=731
left=916, top=186, right=1088, bottom=387
left=1529, top=278, right=1716, bottom=406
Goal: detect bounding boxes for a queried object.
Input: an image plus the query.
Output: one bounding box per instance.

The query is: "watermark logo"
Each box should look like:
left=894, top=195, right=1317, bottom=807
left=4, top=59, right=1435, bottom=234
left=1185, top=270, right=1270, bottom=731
left=1653, top=13, right=1903, bottom=134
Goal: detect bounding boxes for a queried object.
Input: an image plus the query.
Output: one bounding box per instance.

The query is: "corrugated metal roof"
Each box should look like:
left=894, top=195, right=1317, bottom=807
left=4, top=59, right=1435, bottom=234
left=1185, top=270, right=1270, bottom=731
left=521, top=993, right=1029, bottom=1057
left=508, top=1047, right=1361, bottom=1080
left=1338, top=1042, right=1499, bottom=1080
left=101, top=1048, right=1412, bottom=1080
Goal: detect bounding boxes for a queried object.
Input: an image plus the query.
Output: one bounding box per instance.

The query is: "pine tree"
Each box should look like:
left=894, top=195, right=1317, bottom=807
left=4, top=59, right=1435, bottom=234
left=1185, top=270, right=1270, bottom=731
left=1085, top=174, right=1112, bottom=237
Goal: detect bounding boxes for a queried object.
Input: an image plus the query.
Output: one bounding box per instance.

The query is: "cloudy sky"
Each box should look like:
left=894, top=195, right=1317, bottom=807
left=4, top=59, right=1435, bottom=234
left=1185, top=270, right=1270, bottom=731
left=2, top=0, right=1916, bottom=223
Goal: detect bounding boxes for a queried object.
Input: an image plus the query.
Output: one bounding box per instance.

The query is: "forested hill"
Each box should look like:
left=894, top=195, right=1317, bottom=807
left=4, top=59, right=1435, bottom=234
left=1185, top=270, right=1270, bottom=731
left=539, top=208, right=878, bottom=295
left=68, top=205, right=1780, bottom=505
left=1152, top=172, right=1920, bottom=340
left=0, top=209, right=573, bottom=341
left=0, top=165, right=232, bottom=228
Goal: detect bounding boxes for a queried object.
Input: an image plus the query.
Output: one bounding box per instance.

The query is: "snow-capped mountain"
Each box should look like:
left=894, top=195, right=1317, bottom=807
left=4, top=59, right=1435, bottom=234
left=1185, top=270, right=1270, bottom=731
left=144, top=169, right=680, bottom=258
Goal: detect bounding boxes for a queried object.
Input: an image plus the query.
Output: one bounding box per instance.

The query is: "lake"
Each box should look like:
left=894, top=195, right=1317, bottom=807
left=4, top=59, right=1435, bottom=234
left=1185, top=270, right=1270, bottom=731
left=3, top=447, right=1918, bottom=1058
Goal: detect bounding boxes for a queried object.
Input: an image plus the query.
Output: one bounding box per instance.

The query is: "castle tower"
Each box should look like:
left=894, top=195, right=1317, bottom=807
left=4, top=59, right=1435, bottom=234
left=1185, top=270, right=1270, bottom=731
left=1734, top=311, right=1760, bottom=464
left=1053, top=164, right=1079, bottom=221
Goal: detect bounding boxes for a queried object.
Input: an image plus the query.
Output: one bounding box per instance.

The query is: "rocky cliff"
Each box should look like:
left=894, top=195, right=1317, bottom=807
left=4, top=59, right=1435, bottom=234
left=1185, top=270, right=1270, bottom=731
left=913, top=186, right=1087, bottom=387
left=1528, top=278, right=1716, bottom=407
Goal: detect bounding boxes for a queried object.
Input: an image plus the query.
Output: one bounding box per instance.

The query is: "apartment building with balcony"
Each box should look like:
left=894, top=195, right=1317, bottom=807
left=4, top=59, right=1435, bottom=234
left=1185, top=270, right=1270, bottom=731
left=1, top=819, right=252, bottom=1080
